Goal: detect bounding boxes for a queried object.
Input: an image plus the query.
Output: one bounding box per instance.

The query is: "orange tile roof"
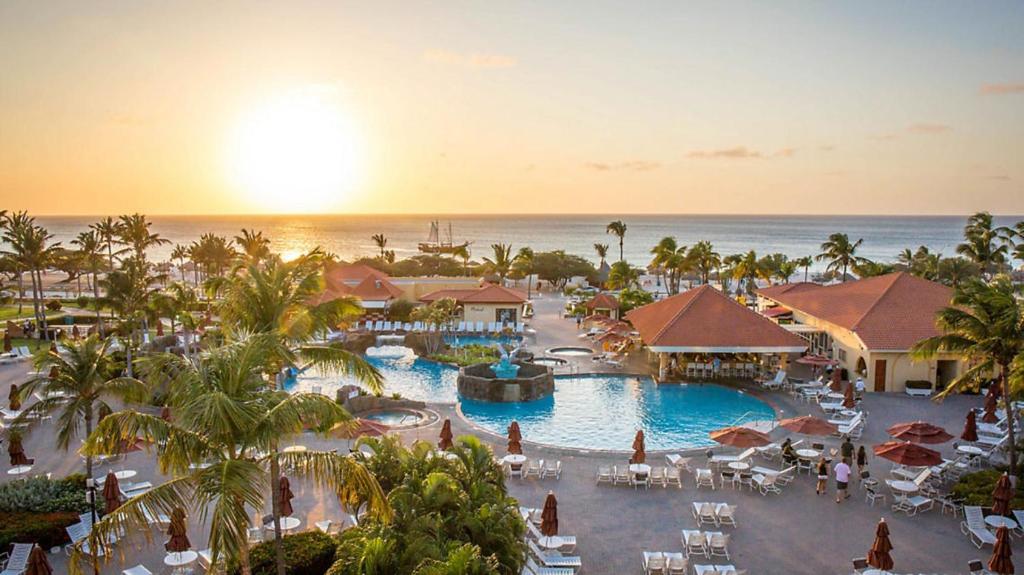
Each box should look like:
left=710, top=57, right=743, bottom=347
left=420, top=284, right=527, bottom=304
left=587, top=293, right=619, bottom=310
left=756, top=282, right=820, bottom=299
left=625, top=285, right=807, bottom=351
left=758, top=272, right=952, bottom=350
left=347, top=275, right=404, bottom=301
left=324, top=263, right=389, bottom=284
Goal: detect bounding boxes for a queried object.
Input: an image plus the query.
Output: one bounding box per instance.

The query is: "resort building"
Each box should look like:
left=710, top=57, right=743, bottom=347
left=323, top=263, right=480, bottom=310
left=420, top=284, right=528, bottom=324
left=625, top=285, right=807, bottom=381
left=585, top=293, right=620, bottom=320
left=755, top=272, right=961, bottom=394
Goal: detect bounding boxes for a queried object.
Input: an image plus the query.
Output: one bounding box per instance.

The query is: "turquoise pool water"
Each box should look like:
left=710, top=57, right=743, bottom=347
left=460, top=375, right=776, bottom=451
left=289, top=350, right=459, bottom=403
left=444, top=335, right=521, bottom=348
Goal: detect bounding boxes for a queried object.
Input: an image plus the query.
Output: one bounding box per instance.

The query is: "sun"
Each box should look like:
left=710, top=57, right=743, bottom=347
left=226, top=89, right=360, bottom=213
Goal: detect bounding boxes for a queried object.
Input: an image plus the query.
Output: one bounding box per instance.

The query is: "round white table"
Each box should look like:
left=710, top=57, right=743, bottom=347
left=986, top=515, right=1019, bottom=530
left=888, top=480, right=919, bottom=497
left=164, top=550, right=198, bottom=574
left=629, top=463, right=651, bottom=475
left=265, top=516, right=301, bottom=533
left=283, top=445, right=307, bottom=453
left=958, top=445, right=985, bottom=456
left=504, top=454, right=526, bottom=465
left=7, top=465, right=32, bottom=476
left=826, top=392, right=844, bottom=400
left=795, top=449, right=820, bottom=459
left=113, top=469, right=137, bottom=480
left=537, top=535, right=564, bottom=549
left=839, top=410, right=858, bottom=418
left=727, top=461, right=750, bottom=471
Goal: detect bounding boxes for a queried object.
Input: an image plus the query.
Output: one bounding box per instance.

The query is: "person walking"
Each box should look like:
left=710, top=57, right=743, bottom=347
left=841, top=436, right=854, bottom=461
left=815, top=457, right=828, bottom=495
left=856, top=445, right=868, bottom=477
left=834, top=457, right=852, bottom=503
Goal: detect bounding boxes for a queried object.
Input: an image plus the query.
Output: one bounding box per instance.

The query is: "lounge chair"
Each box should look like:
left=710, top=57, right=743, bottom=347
left=524, top=459, right=543, bottom=478
left=475, top=321, right=484, bottom=333
left=122, top=567, right=153, bottom=575
left=681, top=530, right=708, bottom=558
left=753, top=473, right=780, bottom=495
left=761, top=370, right=787, bottom=390
left=527, top=540, right=582, bottom=570
left=693, top=502, right=718, bottom=526
left=516, top=323, right=525, bottom=334
left=716, top=504, right=737, bottom=527
left=373, top=320, right=384, bottom=331
left=665, top=454, right=692, bottom=471
left=708, top=532, right=730, bottom=560
left=524, top=557, right=574, bottom=575
left=526, top=521, right=576, bottom=552
left=665, top=552, right=688, bottom=575
left=710, top=447, right=756, bottom=467
left=665, top=466, right=683, bottom=488
left=613, top=465, right=631, bottom=485
left=864, top=485, right=886, bottom=507
left=541, top=460, right=561, bottom=480
left=897, top=495, right=934, bottom=516
left=1, top=543, right=33, bottom=575
left=962, top=506, right=998, bottom=548
left=695, top=468, right=715, bottom=489
left=642, top=551, right=665, bottom=574
left=649, top=466, right=666, bottom=487
left=596, top=465, right=613, bottom=484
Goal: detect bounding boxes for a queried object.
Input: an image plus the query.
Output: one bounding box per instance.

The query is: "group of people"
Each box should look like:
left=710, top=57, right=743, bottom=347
left=781, top=436, right=868, bottom=503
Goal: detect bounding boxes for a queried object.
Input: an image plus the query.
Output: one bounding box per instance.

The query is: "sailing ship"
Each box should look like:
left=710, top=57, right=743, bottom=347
left=418, top=220, right=470, bottom=254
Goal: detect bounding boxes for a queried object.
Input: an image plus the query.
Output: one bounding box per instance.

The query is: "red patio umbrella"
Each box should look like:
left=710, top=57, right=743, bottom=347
left=165, top=507, right=191, bottom=552
left=438, top=419, right=454, bottom=451
left=48, top=366, right=58, bottom=379
left=279, top=476, right=295, bottom=517
left=156, top=321, right=164, bottom=337
left=2, top=331, right=11, bottom=353
left=8, top=434, right=32, bottom=466
left=71, top=325, right=80, bottom=340
left=540, top=491, right=558, bottom=537
left=778, top=415, right=838, bottom=436
left=507, top=421, right=523, bottom=455
left=160, top=406, right=172, bottom=422
left=989, top=526, right=1014, bottom=575
left=630, top=430, right=646, bottom=464
left=26, top=545, right=52, bottom=575
left=9, top=383, right=20, bottom=411
left=796, top=354, right=837, bottom=367
left=886, top=421, right=954, bottom=444
left=102, top=471, right=121, bottom=514
left=984, top=393, right=1000, bottom=424
left=329, top=419, right=389, bottom=439
left=830, top=370, right=843, bottom=393
left=872, top=441, right=942, bottom=467
left=962, top=410, right=979, bottom=443
left=992, top=473, right=1014, bottom=517
left=709, top=426, right=771, bottom=448
left=867, top=518, right=894, bottom=571
left=843, top=383, right=856, bottom=409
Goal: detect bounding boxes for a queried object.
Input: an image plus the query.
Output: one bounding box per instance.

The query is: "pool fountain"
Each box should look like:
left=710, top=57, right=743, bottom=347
left=490, top=344, right=521, bottom=379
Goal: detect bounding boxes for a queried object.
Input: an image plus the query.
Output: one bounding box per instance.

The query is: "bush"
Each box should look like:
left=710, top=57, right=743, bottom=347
left=386, top=300, right=415, bottom=322
left=0, top=474, right=88, bottom=514
left=45, top=300, right=62, bottom=312
left=429, top=343, right=500, bottom=367
left=227, top=531, right=337, bottom=575
left=952, top=469, right=1024, bottom=509
left=0, top=511, right=80, bottom=550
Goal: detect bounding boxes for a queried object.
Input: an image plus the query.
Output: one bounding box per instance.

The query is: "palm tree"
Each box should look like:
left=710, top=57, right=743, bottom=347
left=451, top=244, right=471, bottom=276
left=957, top=212, right=1010, bottom=277
left=170, top=244, right=189, bottom=283
left=234, top=229, right=271, bottom=265
left=73, top=336, right=389, bottom=575
left=0, top=212, right=29, bottom=313
left=606, top=261, right=640, bottom=290
left=730, top=250, right=761, bottom=294
left=936, top=257, right=979, bottom=288
left=688, top=241, right=721, bottom=285
left=606, top=221, right=627, bottom=262
left=649, top=237, right=689, bottom=294
left=593, top=243, right=609, bottom=266
left=118, top=214, right=170, bottom=263
left=482, top=243, right=514, bottom=283
left=89, top=217, right=124, bottom=271
left=911, top=277, right=1024, bottom=473
left=101, top=256, right=160, bottom=376
left=816, top=233, right=868, bottom=282
left=72, top=230, right=106, bottom=330
left=1, top=215, right=60, bottom=339
left=15, top=336, right=146, bottom=479
left=795, top=256, right=813, bottom=283
left=513, top=247, right=535, bottom=300
left=371, top=234, right=388, bottom=260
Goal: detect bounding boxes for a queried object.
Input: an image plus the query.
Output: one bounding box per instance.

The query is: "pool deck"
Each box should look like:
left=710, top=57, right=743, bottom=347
left=0, top=294, right=995, bottom=574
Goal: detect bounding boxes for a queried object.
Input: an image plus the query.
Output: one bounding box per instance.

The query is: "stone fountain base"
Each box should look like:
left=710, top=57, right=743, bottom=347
left=457, top=361, right=555, bottom=402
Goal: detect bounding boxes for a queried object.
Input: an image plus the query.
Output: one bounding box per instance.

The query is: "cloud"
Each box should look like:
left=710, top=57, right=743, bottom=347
left=980, top=83, right=1024, bottom=95
left=423, top=49, right=517, bottom=69
left=687, top=146, right=762, bottom=159
left=772, top=148, right=798, bottom=158
left=987, top=175, right=1012, bottom=182
left=585, top=161, right=661, bottom=172
left=907, top=122, right=952, bottom=135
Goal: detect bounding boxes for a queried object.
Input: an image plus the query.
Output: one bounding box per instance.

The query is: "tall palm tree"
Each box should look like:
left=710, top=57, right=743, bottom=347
left=101, top=256, right=160, bottom=376
left=234, top=229, right=271, bottom=266
left=606, top=261, right=640, bottom=290
left=936, top=257, right=979, bottom=288
left=0, top=212, right=29, bottom=313
left=451, top=244, right=471, bottom=276
left=911, top=277, right=1024, bottom=473
left=2, top=216, right=60, bottom=338
left=170, top=244, right=189, bottom=283
left=730, top=250, right=761, bottom=294
left=482, top=243, right=514, bottom=283
left=72, top=230, right=106, bottom=330
left=513, top=247, right=535, bottom=300
left=371, top=234, right=388, bottom=260
left=688, top=240, right=720, bottom=285
left=89, top=217, right=124, bottom=271
left=795, top=256, right=813, bottom=283
left=118, top=214, right=170, bottom=264
left=957, top=212, right=1010, bottom=278
left=15, top=336, right=146, bottom=480
left=606, top=220, right=627, bottom=262
left=816, top=233, right=868, bottom=282
left=593, top=243, right=609, bottom=266
left=649, top=237, right=689, bottom=294
left=73, top=336, right=389, bottom=575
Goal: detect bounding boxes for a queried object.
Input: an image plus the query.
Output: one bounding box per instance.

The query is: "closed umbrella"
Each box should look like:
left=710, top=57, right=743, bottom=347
left=992, top=472, right=1014, bottom=517
left=872, top=441, right=942, bottom=467
left=778, top=415, right=838, bottom=436
left=279, top=476, right=295, bottom=517
left=165, top=507, right=191, bottom=552
left=48, top=366, right=58, bottom=379
left=9, top=383, right=20, bottom=411
left=102, top=471, right=121, bottom=514
left=540, top=491, right=558, bottom=537
left=8, top=434, right=31, bottom=466
left=160, top=406, right=172, bottom=422
left=507, top=421, right=522, bottom=455
left=438, top=418, right=454, bottom=450
left=867, top=518, right=894, bottom=572
left=843, top=383, right=856, bottom=409
left=984, top=393, right=1000, bottom=424
left=989, top=526, right=1014, bottom=575
left=25, top=545, right=52, bottom=575
left=71, top=325, right=80, bottom=340
left=886, top=421, right=953, bottom=444
left=630, top=430, right=646, bottom=464
left=709, top=426, right=771, bottom=448
left=962, top=410, right=979, bottom=443
left=156, top=321, right=164, bottom=337
left=2, top=331, right=10, bottom=353
left=830, top=369, right=842, bottom=392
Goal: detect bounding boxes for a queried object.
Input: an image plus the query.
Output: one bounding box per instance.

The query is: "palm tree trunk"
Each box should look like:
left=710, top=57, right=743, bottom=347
left=618, top=238, right=624, bottom=262
left=93, top=271, right=103, bottom=334
left=84, top=406, right=94, bottom=480
left=1001, top=365, right=1017, bottom=475
left=125, top=338, right=133, bottom=378
left=270, top=449, right=286, bottom=575
left=16, top=270, right=24, bottom=314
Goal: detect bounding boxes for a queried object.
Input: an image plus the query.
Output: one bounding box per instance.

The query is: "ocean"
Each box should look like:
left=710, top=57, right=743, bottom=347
left=33, top=214, right=1023, bottom=272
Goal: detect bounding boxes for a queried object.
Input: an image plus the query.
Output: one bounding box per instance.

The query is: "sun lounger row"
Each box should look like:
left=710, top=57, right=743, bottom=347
left=595, top=465, right=683, bottom=489
left=503, top=458, right=561, bottom=480
left=691, top=502, right=738, bottom=527
left=641, top=551, right=688, bottom=574
left=357, top=320, right=526, bottom=334
left=685, top=363, right=759, bottom=379
left=0, top=346, right=33, bottom=365
left=681, top=529, right=732, bottom=560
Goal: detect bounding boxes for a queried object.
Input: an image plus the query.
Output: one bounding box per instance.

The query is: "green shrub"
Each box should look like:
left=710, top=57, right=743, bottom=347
left=386, top=300, right=415, bottom=322
left=952, top=469, right=1024, bottom=509
left=0, top=511, right=80, bottom=550
left=227, top=531, right=337, bottom=575
left=429, top=343, right=500, bottom=367
left=45, top=300, right=62, bottom=312
left=0, top=474, right=88, bottom=514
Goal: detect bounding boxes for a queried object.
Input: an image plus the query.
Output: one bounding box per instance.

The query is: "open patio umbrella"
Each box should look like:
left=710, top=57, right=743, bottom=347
left=8, top=434, right=31, bottom=466
left=102, top=471, right=121, bottom=514
left=25, top=545, right=52, bottom=575
left=165, top=507, right=191, bottom=552
left=830, top=369, right=842, bottom=392
left=115, top=437, right=147, bottom=454
left=279, top=475, right=295, bottom=517
left=886, top=421, right=953, bottom=444
left=2, top=331, right=11, bottom=353
left=630, top=430, right=646, bottom=464
left=709, top=426, right=771, bottom=448
left=962, top=410, right=979, bottom=442
left=160, top=406, right=172, bottom=422
left=9, top=383, right=20, bottom=411
left=438, top=418, right=454, bottom=450
left=984, top=393, right=1000, bottom=424
left=329, top=419, right=390, bottom=439
left=796, top=354, right=837, bottom=367
left=992, top=473, right=1014, bottom=517
left=540, top=491, right=558, bottom=537
left=872, top=441, right=942, bottom=467
left=507, top=421, right=523, bottom=455
left=867, top=518, right=894, bottom=572
left=778, top=415, right=838, bottom=436
left=843, top=383, right=856, bottom=409
left=989, top=526, right=1014, bottom=575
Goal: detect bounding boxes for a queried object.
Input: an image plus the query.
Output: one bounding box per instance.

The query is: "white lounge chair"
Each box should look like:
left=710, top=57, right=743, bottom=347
left=708, top=532, right=730, bottom=560
left=541, top=460, right=561, bottom=479
left=762, top=370, right=787, bottom=390
left=524, top=557, right=574, bottom=575
left=665, top=552, right=688, bottom=575
left=962, top=506, right=998, bottom=548
left=1, top=543, right=33, bottom=575
left=753, top=473, right=780, bottom=495
left=693, top=502, right=718, bottom=526
left=526, top=521, right=576, bottom=552
left=695, top=468, right=715, bottom=489
left=524, top=459, right=543, bottom=478
left=122, top=567, right=154, bottom=575
left=527, top=540, right=582, bottom=570
left=642, top=551, right=666, bottom=574
left=682, top=530, right=708, bottom=558
left=475, top=321, right=484, bottom=333
left=516, top=323, right=525, bottom=334
left=596, top=465, right=613, bottom=484
left=613, top=465, right=631, bottom=485
left=456, top=321, right=466, bottom=333
left=666, top=454, right=692, bottom=471
left=373, top=320, right=384, bottom=331
left=665, top=466, right=683, bottom=488
left=717, top=504, right=737, bottom=527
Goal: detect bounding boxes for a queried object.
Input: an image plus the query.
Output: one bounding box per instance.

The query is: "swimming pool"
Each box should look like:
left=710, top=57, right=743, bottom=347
left=460, top=375, right=776, bottom=451
left=444, top=335, right=521, bottom=348
left=289, top=349, right=459, bottom=403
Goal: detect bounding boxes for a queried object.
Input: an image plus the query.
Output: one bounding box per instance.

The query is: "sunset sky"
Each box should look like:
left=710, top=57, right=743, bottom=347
left=1, top=1, right=1022, bottom=216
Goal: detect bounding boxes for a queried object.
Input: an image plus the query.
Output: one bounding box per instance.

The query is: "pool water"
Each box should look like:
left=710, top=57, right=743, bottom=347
left=289, top=350, right=459, bottom=403
left=364, top=410, right=425, bottom=426
left=444, top=335, right=521, bottom=348
left=460, top=375, right=775, bottom=451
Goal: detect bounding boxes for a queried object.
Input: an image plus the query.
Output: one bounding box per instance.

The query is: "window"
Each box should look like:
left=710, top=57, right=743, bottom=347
left=837, top=348, right=847, bottom=362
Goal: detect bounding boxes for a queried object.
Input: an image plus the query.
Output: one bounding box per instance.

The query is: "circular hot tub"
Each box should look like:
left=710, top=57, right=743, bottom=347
left=546, top=346, right=595, bottom=357
left=363, top=409, right=426, bottom=428
left=530, top=357, right=569, bottom=367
